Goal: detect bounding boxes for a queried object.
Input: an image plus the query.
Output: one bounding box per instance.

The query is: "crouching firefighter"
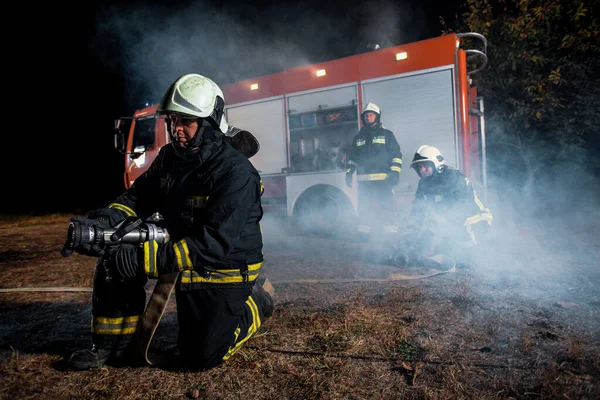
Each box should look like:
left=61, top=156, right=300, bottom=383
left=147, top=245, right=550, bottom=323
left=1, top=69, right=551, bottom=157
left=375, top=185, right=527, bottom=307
left=63, top=73, right=274, bottom=371
left=393, top=145, right=493, bottom=267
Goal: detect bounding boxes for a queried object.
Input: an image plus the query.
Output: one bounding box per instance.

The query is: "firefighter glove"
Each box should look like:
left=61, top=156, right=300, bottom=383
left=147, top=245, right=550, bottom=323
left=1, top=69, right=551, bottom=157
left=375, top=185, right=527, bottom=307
left=68, top=215, right=111, bottom=257
left=103, top=244, right=144, bottom=281
left=345, top=172, right=353, bottom=188
left=387, top=170, right=400, bottom=187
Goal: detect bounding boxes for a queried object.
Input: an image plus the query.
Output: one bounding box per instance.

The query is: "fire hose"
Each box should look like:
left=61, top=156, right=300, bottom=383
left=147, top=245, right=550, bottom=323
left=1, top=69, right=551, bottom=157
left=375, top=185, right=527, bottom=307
left=2, top=216, right=455, bottom=365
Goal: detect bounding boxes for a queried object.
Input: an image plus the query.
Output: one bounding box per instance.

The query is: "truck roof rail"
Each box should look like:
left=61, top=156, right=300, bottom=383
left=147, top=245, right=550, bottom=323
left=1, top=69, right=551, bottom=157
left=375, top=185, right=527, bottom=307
left=457, top=32, right=488, bottom=76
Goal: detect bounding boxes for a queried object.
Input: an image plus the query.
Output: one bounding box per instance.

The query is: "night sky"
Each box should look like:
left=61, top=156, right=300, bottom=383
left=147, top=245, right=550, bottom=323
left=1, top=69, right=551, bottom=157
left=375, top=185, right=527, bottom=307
left=4, top=0, right=462, bottom=216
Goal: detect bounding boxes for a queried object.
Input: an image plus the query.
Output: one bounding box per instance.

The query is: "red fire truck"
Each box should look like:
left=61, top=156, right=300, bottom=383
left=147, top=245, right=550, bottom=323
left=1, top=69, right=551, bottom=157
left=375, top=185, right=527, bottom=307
left=114, top=32, right=488, bottom=235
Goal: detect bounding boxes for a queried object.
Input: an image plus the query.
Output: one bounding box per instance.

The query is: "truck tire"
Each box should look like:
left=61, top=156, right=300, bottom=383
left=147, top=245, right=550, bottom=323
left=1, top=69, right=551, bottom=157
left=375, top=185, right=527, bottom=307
left=292, top=185, right=354, bottom=238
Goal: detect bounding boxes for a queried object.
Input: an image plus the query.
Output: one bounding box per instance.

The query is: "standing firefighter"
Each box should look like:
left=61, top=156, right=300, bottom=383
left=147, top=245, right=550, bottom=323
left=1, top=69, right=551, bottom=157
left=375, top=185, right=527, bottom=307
left=394, top=145, right=493, bottom=266
left=345, top=102, right=403, bottom=245
left=66, top=73, right=274, bottom=371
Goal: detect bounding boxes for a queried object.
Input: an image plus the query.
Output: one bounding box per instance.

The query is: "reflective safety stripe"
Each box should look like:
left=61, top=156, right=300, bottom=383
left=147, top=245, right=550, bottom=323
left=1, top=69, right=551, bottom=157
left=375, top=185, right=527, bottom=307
left=390, top=166, right=402, bottom=173
left=109, top=203, right=136, bottom=217
left=356, top=139, right=366, bottom=146
left=392, top=157, right=402, bottom=165
left=464, top=209, right=493, bottom=244
left=372, top=137, right=386, bottom=144
left=144, top=240, right=160, bottom=278
left=180, top=262, right=262, bottom=285
left=260, top=179, right=264, bottom=195
left=92, top=315, right=140, bottom=335
left=473, top=191, right=492, bottom=219
left=174, top=240, right=193, bottom=270
left=222, top=295, right=261, bottom=361
left=189, top=196, right=209, bottom=209
left=357, top=173, right=388, bottom=181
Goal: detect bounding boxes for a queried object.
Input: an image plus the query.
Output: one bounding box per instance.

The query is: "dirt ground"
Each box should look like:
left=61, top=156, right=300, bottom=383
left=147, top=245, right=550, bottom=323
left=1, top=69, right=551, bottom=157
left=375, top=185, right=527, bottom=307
left=0, top=212, right=599, bottom=400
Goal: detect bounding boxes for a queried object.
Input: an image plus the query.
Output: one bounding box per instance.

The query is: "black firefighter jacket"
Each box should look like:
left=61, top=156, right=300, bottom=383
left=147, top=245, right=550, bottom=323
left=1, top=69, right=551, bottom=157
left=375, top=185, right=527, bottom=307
left=410, top=167, right=492, bottom=245
left=348, top=124, right=402, bottom=182
left=106, top=128, right=264, bottom=288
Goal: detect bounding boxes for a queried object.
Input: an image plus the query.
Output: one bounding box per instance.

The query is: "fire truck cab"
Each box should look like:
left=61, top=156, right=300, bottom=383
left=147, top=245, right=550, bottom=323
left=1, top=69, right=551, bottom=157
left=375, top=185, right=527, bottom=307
left=114, top=33, right=488, bottom=236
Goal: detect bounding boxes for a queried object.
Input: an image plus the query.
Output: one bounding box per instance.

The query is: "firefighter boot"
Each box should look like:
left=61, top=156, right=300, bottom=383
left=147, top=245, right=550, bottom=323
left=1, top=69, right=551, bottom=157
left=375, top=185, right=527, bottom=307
left=68, top=341, right=138, bottom=371
left=252, top=278, right=275, bottom=318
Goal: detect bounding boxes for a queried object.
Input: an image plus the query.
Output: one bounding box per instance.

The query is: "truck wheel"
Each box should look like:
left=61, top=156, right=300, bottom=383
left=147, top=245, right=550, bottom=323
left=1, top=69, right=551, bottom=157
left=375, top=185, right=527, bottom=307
left=292, top=185, right=354, bottom=238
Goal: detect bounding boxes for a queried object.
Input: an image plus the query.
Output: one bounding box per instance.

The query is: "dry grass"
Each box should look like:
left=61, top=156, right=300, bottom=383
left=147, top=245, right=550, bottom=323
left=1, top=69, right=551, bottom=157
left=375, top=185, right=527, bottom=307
left=0, top=214, right=599, bottom=399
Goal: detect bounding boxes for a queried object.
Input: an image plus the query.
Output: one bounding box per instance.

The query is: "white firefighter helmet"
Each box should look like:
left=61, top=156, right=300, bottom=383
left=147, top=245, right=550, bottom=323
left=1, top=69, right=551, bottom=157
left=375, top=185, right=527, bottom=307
left=410, top=145, right=446, bottom=174
left=156, top=73, right=228, bottom=133
left=362, top=102, right=381, bottom=116
left=361, top=102, right=381, bottom=125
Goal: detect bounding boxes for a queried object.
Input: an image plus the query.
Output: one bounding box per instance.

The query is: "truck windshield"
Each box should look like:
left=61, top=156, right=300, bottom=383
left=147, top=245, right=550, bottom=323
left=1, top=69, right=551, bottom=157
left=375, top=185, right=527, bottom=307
left=132, top=117, right=156, bottom=151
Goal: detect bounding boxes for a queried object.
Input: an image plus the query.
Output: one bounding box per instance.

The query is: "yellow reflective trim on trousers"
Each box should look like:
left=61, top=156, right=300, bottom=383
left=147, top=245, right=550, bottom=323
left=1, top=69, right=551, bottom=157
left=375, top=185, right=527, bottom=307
left=92, top=315, right=140, bottom=335
left=392, top=158, right=402, bottom=164
left=390, top=166, right=402, bottom=173
left=174, top=240, right=193, bottom=270
left=190, top=196, right=209, bottom=209
left=357, top=173, right=388, bottom=181
left=222, top=296, right=261, bottom=361
left=109, top=203, right=136, bottom=217
left=180, top=262, right=262, bottom=284
left=144, top=240, right=159, bottom=278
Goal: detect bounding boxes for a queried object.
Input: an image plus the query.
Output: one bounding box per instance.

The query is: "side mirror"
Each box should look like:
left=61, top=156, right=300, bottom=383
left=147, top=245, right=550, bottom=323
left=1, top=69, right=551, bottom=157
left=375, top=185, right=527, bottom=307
left=114, top=118, right=133, bottom=154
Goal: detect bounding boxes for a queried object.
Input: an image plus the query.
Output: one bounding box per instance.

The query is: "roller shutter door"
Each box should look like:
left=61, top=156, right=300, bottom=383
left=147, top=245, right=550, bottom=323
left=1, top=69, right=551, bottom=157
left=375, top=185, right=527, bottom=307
left=362, top=68, right=456, bottom=193
left=226, top=98, right=286, bottom=175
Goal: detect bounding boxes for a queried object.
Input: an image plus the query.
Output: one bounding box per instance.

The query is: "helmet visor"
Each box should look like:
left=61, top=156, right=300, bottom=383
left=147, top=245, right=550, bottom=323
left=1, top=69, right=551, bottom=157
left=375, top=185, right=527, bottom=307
left=167, top=114, right=200, bottom=127
left=413, top=161, right=435, bottom=178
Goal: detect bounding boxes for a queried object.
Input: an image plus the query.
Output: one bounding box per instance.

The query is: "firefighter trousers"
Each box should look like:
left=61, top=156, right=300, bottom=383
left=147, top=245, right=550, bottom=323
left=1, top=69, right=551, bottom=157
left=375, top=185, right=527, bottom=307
left=357, top=180, right=397, bottom=238
left=90, top=258, right=147, bottom=349
left=89, top=259, right=268, bottom=370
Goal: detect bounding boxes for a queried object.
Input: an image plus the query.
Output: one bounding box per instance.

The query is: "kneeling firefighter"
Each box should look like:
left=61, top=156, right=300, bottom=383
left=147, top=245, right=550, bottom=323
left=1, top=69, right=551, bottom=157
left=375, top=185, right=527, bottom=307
left=394, top=145, right=493, bottom=266
left=65, top=73, right=273, bottom=371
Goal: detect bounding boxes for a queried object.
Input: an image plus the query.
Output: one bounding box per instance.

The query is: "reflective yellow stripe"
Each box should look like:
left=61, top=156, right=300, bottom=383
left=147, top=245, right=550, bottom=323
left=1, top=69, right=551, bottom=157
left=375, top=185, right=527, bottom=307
left=356, top=139, right=366, bottom=146
left=465, top=212, right=493, bottom=227
left=144, top=240, right=159, bottom=278
left=222, top=295, right=261, bottom=361
left=92, top=315, right=140, bottom=335
left=174, top=240, right=193, bottom=270
left=190, top=196, right=209, bottom=209
left=372, top=137, right=386, bottom=144
left=357, top=173, right=388, bottom=181
left=390, top=166, right=402, bottom=173
left=392, top=158, right=402, bottom=164
left=180, top=262, right=262, bottom=284
left=109, top=203, right=136, bottom=217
